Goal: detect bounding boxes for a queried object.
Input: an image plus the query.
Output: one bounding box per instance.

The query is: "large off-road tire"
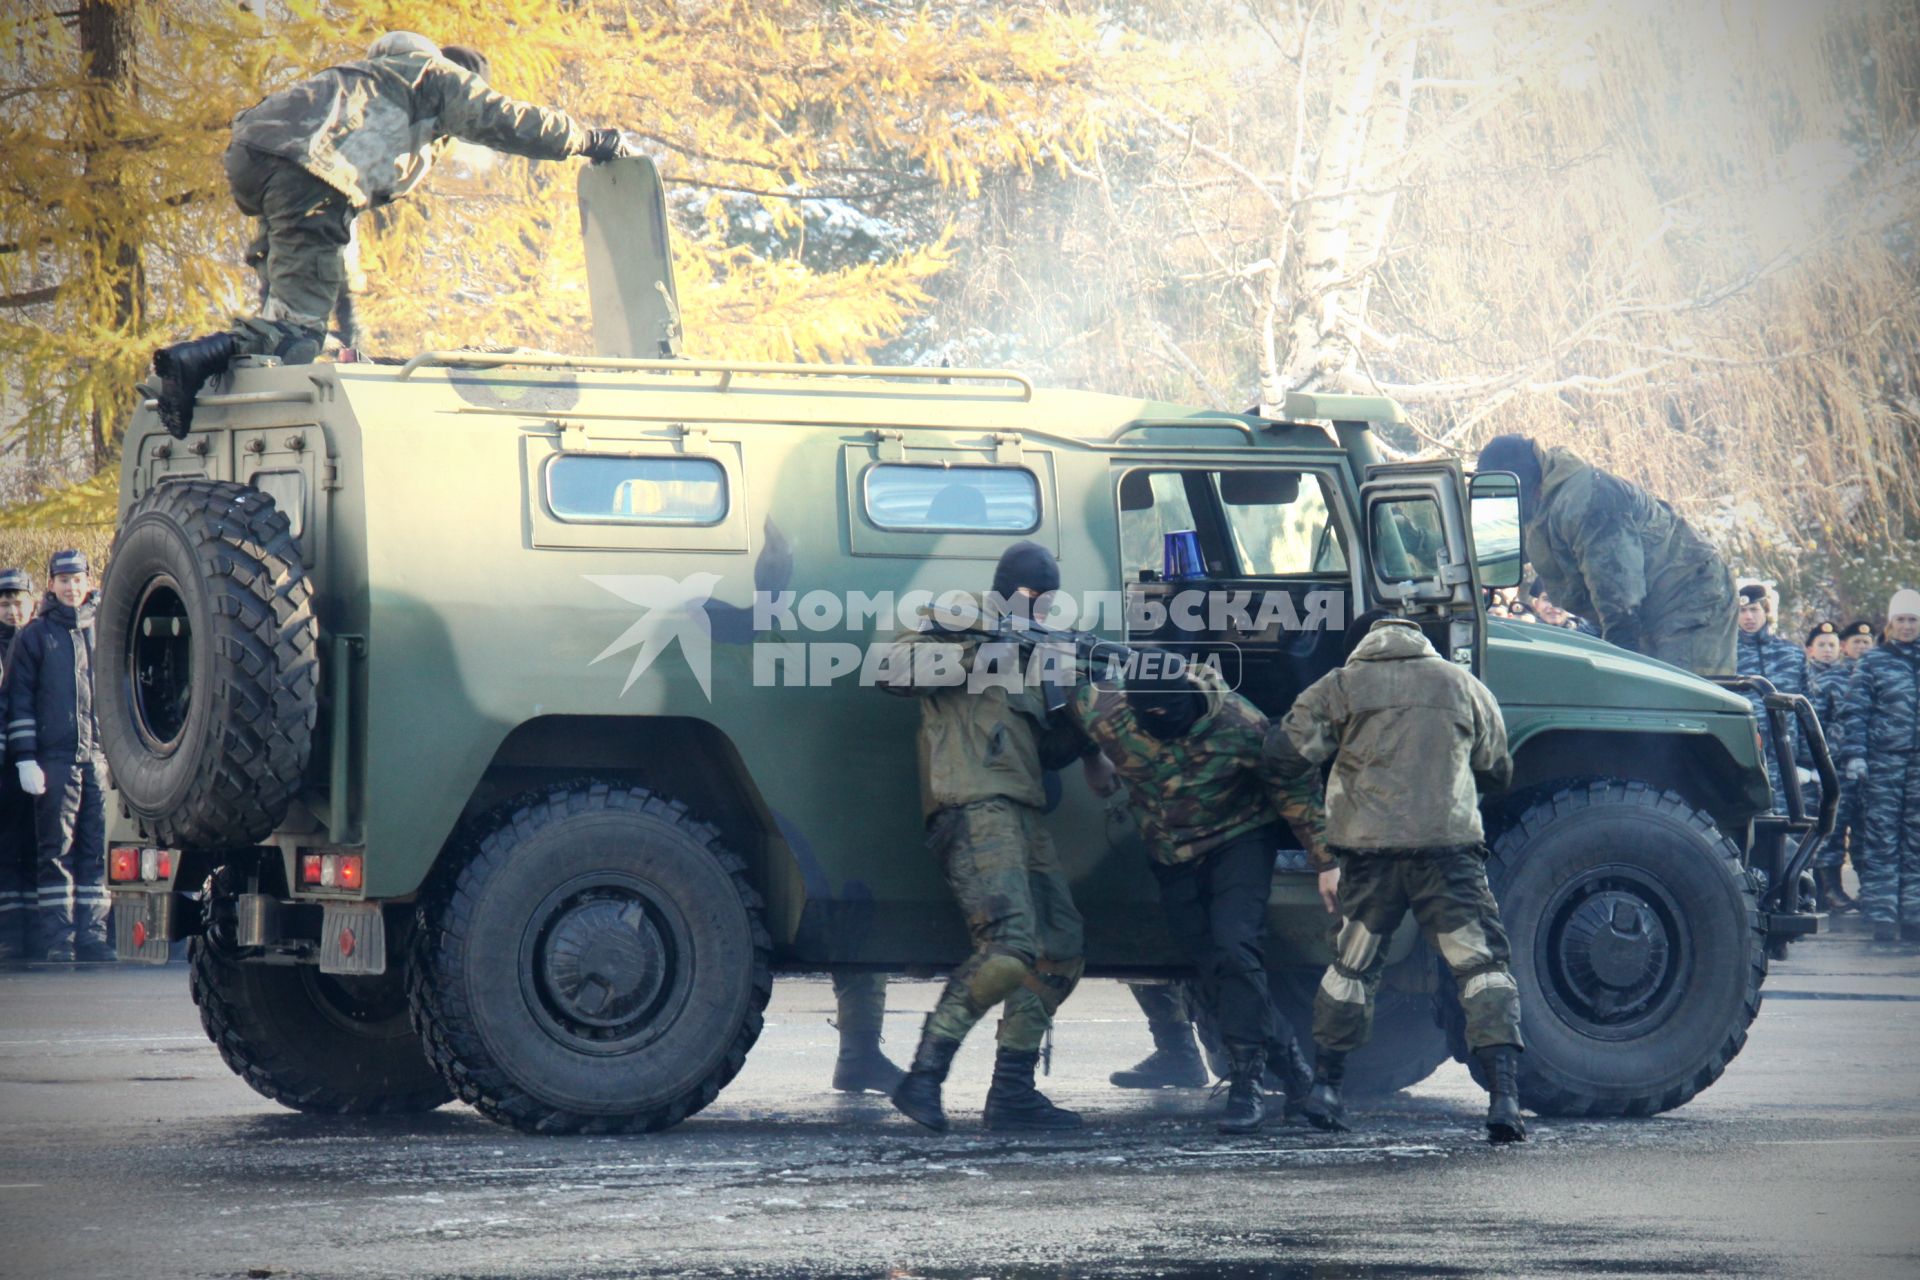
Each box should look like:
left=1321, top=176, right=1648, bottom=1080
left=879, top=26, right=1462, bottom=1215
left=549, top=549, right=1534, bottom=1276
left=189, top=874, right=451, bottom=1114
left=407, top=783, right=772, bottom=1135
left=1269, top=964, right=1452, bottom=1097
left=97, top=479, right=317, bottom=848
left=1445, top=780, right=1766, bottom=1117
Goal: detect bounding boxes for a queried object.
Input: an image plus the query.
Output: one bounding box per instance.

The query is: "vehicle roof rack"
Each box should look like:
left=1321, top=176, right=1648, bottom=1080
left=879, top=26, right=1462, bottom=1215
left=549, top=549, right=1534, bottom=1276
left=395, top=352, right=1034, bottom=401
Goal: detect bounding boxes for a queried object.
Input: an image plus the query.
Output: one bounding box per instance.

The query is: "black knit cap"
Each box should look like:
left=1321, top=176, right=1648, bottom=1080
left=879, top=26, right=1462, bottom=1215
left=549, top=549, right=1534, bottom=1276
left=1738, top=583, right=1768, bottom=605
left=1806, top=620, right=1837, bottom=646
left=992, top=540, right=1060, bottom=600
left=1475, top=435, right=1542, bottom=486
left=1842, top=620, right=1876, bottom=640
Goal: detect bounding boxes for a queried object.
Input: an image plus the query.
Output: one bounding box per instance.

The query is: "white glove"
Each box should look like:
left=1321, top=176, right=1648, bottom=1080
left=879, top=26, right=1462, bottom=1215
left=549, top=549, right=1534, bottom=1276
left=1796, top=767, right=1819, bottom=789
left=1846, top=758, right=1869, bottom=782
left=16, top=761, right=45, bottom=796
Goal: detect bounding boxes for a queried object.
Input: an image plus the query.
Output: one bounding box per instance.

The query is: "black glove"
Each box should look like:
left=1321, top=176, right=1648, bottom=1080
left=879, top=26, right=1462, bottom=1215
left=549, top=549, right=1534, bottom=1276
left=583, top=128, right=630, bottom=163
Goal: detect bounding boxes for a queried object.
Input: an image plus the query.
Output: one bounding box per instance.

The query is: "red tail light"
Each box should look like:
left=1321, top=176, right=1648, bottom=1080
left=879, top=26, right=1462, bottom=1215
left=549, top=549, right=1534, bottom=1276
left=110, top=848, right=140, bottom=882
left=299, top=853, right=365, bottom=891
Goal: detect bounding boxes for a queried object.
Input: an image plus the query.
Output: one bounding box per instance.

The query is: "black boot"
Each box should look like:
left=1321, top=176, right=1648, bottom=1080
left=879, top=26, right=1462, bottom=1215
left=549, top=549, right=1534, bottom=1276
left=1873, top=921, right=1900, bottom=943
left=890, top=1025, right=961, bottom=1133
left=1301, top=1048, right=1349, bottom=1133
left=832, top=1026, right=905, bottom=1094
left=1265, top=1036, right=1314, bottom=1121
left=982, top=1048, right=1083, bottom=1131
left=153, top=333, right=236, bottom=439
left=1110, top=1008, right=1209, bottom=1089
left=1478, top=1045, right=1527, bottom=1144
left=1217, top=1043, right=1266, bottom=1135
left=1811, top=867, right=1834, bottom=912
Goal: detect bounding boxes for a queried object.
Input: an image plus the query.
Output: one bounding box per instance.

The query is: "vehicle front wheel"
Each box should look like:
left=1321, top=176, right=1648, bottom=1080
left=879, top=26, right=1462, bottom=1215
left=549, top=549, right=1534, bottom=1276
left=1449, top=780, right=1765, bottom=1117
left=408, top=783, right=772, bottom=1134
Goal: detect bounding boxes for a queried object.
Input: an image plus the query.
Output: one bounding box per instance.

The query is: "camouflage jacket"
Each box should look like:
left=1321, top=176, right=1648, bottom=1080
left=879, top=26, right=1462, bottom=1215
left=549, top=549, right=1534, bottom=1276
left=1805, top=655, right=1852, bottom=756
left=1839, top=639, right=1920, bottom=764
left=230, top=51, right=590, bottom=208
left=1070, top=663, right=1328, bottom=868
left=877, top=595, right=1085, bottom=820
left=1524, top=446, right=1734, bottom=658
left=1266, top=619, right=1511, bottom=853
left=1737, top=625, right=1811, bottom=770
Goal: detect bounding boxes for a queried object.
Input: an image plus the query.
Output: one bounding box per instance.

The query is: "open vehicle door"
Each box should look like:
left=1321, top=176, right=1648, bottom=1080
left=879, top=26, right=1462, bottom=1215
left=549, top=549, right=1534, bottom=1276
left=578, top=156, right=683, bottom=358
left=1358, top=462, right=1483, bottom=671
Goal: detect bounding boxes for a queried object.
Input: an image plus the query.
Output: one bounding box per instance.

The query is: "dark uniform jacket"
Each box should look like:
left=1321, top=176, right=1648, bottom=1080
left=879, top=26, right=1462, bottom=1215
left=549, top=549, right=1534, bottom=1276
left=1524, top=446, right=1737, bottom=675
left=1070, top=663, right=1327, bottom=868
left=1806, top=656, right=1853, bottom=753
left=0, top=618, right=18, bottom=770
left=1737, top=624, right=1811, bottom=793
left=1266, top=619, right=1511, bottom=852
left=4, top=593, right=100, bottom=764
left=230, top=50, right=590, bottom=209
left=1839, top=639, right=1920, bottom=766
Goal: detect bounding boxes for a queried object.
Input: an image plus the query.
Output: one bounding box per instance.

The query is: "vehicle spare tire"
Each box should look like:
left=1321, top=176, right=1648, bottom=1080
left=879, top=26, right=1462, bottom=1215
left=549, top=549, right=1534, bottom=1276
left=97, top=479, right=317, bottom=848
left=1443, top=779, right=1765, bottom=1117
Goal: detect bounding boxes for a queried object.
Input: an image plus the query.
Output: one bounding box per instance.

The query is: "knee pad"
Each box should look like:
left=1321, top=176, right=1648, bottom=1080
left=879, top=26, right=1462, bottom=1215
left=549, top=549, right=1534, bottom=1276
left=968, top=951, right=1033, bottom=1011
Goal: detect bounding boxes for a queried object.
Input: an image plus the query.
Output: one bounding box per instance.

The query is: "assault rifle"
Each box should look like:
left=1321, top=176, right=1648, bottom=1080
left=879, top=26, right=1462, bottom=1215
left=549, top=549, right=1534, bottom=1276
left=920, top=602, right=1134, bottom=711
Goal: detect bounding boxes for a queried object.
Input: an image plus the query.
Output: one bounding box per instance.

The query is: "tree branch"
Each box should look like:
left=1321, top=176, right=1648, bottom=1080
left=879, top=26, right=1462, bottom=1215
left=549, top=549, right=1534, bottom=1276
left=0, top=284, right=61, bottom=309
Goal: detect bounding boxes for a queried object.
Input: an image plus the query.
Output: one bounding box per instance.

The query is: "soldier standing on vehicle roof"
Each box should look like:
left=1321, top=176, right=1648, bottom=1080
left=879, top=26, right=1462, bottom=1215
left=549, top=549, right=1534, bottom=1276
left=881, top=542, right=1105, bottom=1133
left=0, top=567, right=38, bottom=962
left=1735, top=583, right=1812, bottom=816
left=1266, top=615, right=1527, bottom=1144
left=151, top=31, right=638, bottom=439
left=4, top=552, right=112, bottom=963
left=1067, top=654, right=1326, bottom=1133
left=1804, top=621, right=1858, bottom=913
left=1838, top=590, right=1920, bottom=945
left=1475, top=436, right=1737, bottom=677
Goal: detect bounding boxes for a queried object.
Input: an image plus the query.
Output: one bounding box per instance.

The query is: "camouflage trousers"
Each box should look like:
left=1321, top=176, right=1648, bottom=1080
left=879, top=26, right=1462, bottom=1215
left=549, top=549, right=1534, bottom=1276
left=1856, top=753, right=1920, bottom=928
left=224, top=145, right=355, bottom=362
left=923, top=798, right=1084, bottom=1053
left=830, top=969, right=888, bottom=1039
left=1816, top=774, right=1865, bottom=870
left=1314, top=846, right=1524, bottom=1055
left=1645, top=610, right=1737, bottom=678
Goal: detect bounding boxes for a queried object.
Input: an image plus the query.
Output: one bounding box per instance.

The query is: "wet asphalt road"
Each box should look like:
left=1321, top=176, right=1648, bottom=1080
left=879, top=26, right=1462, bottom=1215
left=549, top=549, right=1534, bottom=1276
left=1, top=923, right=1917, bottom=1280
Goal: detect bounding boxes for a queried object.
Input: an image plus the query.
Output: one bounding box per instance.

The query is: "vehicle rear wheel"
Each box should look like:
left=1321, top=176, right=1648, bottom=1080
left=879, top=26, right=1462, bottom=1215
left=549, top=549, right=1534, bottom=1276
left=189, top=874, right=450, bottom=1114
left=96, top=479, right=317, bottom=848
left=1448, top=780, right=1765, bottom=1117
left=407, top=782, right=771, bottom=1134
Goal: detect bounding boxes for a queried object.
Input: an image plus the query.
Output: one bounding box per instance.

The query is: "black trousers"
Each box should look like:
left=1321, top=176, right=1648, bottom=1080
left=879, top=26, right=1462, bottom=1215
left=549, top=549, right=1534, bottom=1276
left=1151, top=825, right=1298, bottom=1053
left=0, top=779, right=35, bottom=955
left=32, top=756, right=108, bottom=954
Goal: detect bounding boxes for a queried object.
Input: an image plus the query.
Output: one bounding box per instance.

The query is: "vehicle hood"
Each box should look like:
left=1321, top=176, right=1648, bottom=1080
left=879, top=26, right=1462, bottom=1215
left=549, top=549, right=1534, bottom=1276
left=1484, top=617, right=1752, bottom=715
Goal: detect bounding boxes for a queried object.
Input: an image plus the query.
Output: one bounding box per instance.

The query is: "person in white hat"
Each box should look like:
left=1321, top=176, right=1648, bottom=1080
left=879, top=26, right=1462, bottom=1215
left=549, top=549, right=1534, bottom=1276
left=1838, top=589, right=1920, bottom=943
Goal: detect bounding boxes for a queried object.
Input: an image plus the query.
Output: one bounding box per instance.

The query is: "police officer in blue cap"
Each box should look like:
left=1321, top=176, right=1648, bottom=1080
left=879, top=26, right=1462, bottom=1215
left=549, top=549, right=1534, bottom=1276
left=5, top=551, right=111, bottom=962
left=0, top=566, right=37, bottom=961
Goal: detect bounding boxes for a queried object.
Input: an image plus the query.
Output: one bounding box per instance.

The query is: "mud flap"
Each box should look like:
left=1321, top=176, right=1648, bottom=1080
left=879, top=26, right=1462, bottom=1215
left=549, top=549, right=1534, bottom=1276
left=319, top=902, right=386, bottom=976
left=578, top=155, right=682, bottom=358
left=112, top=890, right=175, bottom=965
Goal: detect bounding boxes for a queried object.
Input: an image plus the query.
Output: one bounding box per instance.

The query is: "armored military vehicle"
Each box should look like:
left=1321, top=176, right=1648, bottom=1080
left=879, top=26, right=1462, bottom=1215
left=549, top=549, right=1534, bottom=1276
left=99, top=160, right=1831, bottom=1133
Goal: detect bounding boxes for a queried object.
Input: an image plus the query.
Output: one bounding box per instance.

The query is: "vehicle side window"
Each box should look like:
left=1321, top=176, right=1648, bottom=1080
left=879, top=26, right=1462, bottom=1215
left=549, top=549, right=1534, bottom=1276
left=545, top=455, right=728, bottom=526
left=863, top=463, right=1040, bottom=533
left=1119, top=471, right=1199, bottom=579
left=1214, top=470, right=1347, bottom=575
left=1370, top=495, right=1445, bottom=582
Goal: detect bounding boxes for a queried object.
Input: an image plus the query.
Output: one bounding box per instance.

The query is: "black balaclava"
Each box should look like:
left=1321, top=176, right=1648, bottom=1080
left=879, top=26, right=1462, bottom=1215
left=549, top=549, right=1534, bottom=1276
left=1476, top=435, right=1544, bottom=526
left=993, top=540, right=1060, bottom=605
left=1127, top=661, right=1206, bottom=741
